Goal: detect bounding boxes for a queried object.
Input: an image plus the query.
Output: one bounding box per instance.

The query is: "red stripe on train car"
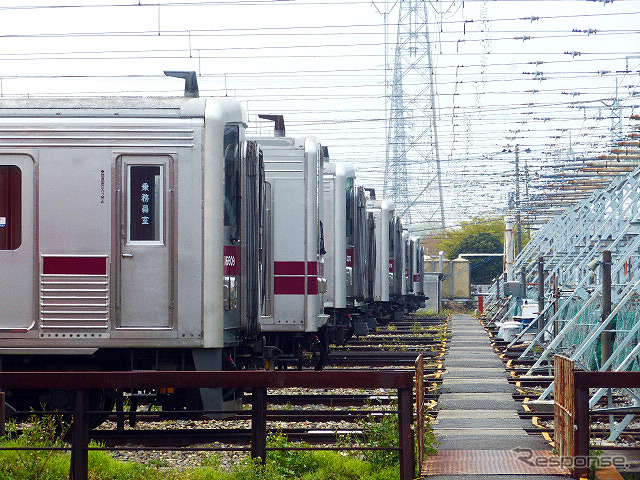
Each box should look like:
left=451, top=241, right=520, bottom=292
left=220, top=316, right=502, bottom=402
left=42, top=256, right=108, bottom=275
left=224, top=245, right=242, bottom=275
left=413, top=274, right=420, bottom=282
left=307, top=277, right=319, bottom=295
left=274, top=261, right=306, bottom=276
left=307, top=261, right=318, bottom=276
left=274, top=276, right=306, bottom=295
left=346, top=248, right=354, bottom=267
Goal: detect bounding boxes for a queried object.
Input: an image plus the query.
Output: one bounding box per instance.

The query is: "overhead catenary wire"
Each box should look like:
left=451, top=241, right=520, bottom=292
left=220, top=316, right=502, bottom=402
left=0, top=0, right=637, bottom=228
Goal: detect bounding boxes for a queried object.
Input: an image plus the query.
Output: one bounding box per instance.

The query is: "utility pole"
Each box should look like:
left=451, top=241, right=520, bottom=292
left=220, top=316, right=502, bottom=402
left=515, top=145, right=522, bottom=255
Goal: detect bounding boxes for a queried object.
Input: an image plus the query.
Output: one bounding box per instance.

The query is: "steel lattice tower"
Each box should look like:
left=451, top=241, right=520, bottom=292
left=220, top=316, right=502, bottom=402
left=384, top=0, right=445, bottom=230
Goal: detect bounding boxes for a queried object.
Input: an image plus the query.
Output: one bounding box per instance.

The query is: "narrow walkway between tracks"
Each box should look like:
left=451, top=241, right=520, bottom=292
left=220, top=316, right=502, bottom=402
left=422, top=313, right=570, bottom=479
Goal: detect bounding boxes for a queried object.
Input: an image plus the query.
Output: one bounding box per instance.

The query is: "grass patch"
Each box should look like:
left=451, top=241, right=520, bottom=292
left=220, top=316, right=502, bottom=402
left=0, top=412, right=436, bottom=479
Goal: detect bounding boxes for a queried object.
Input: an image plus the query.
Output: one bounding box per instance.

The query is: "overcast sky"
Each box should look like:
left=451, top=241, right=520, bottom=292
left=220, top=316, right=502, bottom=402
left=1, top=0, right=638, bottom=230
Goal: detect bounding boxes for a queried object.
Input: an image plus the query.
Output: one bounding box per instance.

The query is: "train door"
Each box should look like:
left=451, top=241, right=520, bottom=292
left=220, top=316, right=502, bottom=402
left=241, top=141, right=262, bottom=339
left=352, top=187, right=367, bottom=301
left=116, top=155, right=174, bottom=329
left=0, top=155, right=35, bottom=330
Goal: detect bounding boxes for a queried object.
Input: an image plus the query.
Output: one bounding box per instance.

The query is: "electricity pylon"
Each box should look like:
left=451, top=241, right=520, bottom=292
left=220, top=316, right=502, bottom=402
left=384, top=0, right=445, bottom=231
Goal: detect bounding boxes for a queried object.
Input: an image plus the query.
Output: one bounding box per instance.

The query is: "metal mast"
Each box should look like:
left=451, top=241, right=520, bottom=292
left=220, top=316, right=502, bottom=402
left=384, top=0, right=445, bottom=230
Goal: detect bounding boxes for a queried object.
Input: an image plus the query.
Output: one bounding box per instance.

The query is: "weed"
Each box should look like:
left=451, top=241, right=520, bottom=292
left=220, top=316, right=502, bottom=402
left=229, top=457, right=281, bottom=480
left=420, top=414, right=439, bottom=458
left=201, top=453, right=222, bottom=468
left=0, top=413, right=414, bottom=480
left=411, top=322, right=424, bottom=334
left=266, top=432, right=319, bottom=477
left=0, top=414, right=70, bottom=480
left=338, top=412, right=399, bottom=468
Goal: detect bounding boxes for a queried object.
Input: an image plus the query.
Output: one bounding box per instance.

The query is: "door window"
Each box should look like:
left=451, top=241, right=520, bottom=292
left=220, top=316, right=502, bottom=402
left=0, top=165, right=21, bottom=250
left=345, top=177, right=354, bottom=238
left=224, top=125, right=240, bottom=240
left=128, top=165, right=164, bottom=243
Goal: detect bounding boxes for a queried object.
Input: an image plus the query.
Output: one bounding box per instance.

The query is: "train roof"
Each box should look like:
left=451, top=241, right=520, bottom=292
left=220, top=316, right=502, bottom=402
left=0, top=96, right=238, bottom=119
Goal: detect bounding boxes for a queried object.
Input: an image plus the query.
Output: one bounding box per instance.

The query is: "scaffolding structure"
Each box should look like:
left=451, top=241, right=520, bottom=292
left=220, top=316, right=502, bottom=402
left=484, top=166, right=640, bottom=442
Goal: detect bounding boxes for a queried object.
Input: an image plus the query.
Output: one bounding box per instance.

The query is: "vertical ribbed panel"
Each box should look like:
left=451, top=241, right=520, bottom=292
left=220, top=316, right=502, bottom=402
left=40, top=273, right=110, bottom=330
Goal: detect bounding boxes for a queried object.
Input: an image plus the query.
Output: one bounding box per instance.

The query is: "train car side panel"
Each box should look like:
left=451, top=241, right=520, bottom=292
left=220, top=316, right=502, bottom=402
left=0, top=154, right=36, bottom=332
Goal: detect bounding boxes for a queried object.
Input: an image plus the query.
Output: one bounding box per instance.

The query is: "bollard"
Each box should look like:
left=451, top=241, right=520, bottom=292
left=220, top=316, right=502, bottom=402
left=601, top=250, right=613, bottom=368
left=398, top=387, right=415, bottom=480
left=251, top=387, right=267, bottom=465
left=503, top=272, right=508, bottom=298
left=71, top=389, right=89, bottom=480
left=537, top=256, right=545, bottom=334
left=0, top=392, right=5, bottom=437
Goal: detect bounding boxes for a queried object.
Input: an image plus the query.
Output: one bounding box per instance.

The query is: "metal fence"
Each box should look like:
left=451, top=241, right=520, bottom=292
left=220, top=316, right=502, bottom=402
left=554, top=355, right=640, bottom=478
left=0, top=369, right=416, bottom=480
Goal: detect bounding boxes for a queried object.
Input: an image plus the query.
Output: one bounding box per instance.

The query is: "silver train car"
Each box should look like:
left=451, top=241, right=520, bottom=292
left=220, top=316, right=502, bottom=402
left=0, top=88, right=428, bottom=421
left=251, top=115, right=329, bottom=369
left=367, top=196, right=404, bottom=321
left=0, top=93, right=266, bottom=418
left=406, top=234, right=426, bottom=312
left=323, top=161, right=376, bottom=340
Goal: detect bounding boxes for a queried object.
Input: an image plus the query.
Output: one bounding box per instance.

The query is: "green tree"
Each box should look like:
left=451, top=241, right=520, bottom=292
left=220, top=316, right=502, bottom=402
left=450, top=232, right=503, bottom=284
left=429, top=217, right=517, bottom=285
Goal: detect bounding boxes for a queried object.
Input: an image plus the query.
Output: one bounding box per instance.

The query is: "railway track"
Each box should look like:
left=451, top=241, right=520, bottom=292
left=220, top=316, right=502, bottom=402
left=57, top=312, right=450, bottom=455
left=485, top=318, right=640, bottom=449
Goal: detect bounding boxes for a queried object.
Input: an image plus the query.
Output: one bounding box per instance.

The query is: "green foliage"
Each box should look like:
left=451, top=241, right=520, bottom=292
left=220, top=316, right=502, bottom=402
left=266, top=432, right=319, bottom=477
left=0, top=416, right=411, bottom=480
left=432, top=216, right=512, bottom=285
left=340, top=412, right=399, bottom=468
left=200, top=453, right=222, bottom=468
left=420, top=414, right=439, bottom=458
left=88, top=448, right=164, bottom=480
left=413, top=308, right=451, bottom=319
left=433, top=216, right=506, bottom=258
left=301, top=451, right=398, bottom=480
left=228, top=458, right=280, bottom=480
left=411, top=322, right=425, bottom=334
left=0, top=415, right=70, bottom=480
left=343, top=409, right=437, bottom=472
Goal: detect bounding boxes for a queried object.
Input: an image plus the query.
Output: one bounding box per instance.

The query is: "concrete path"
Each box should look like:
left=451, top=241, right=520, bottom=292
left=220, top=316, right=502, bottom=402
left=422, top=314, right=569, bottom=479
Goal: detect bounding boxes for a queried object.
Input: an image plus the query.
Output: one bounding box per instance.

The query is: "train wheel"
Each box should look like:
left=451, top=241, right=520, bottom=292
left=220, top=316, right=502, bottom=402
left=87, top=389, right=116, bottom=429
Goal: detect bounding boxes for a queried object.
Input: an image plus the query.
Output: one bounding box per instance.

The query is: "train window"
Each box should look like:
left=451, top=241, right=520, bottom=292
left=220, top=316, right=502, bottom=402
left=224, top=124, right=240, bottom=239
left=345, top=177, right=354, bottom=238
left=128, top=165, right=163, bottom=242
left=0, top=165, right=21, bottom=250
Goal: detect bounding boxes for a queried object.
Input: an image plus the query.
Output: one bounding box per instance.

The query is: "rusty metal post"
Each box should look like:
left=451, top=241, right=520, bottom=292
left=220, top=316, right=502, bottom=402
left=503, top=272, right=508, bottom=298
left=601, top=250, right=613, bottom=368
left=574, top=380, right=590, bottom=479
left=0, top=392, right=5, bottom=437
left=115, top=390, right=125, bottom=433
left=552, top=273, right=560, bottom=336
left=398, top=387, right=414, bottom=480
left=71, top=389, right=89, bottom=480
left=537, top=256, right=545, bottom=333
left=415, top=355, right=425, bottom=471
left=251, top=387, right=267, bottom=465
